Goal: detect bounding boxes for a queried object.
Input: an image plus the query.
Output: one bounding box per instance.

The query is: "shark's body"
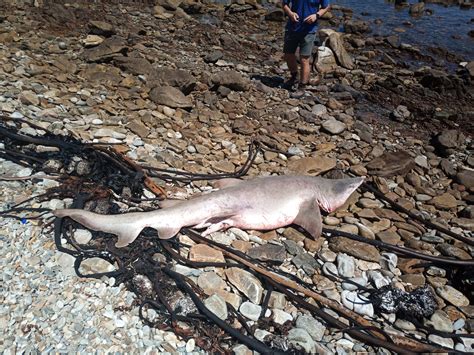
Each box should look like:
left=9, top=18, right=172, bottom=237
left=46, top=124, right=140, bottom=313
left=54, top=175, right=364, bottom=247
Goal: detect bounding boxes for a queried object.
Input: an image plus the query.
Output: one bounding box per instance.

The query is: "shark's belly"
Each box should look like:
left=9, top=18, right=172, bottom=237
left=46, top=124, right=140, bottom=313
left=229, top=206, right=300, bottom=230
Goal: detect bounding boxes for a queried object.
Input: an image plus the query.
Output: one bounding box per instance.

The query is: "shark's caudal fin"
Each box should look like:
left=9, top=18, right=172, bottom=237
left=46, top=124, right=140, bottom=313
left=54, top=209, right=145, bottom=248
left=319, top=177, right=365, bottom=213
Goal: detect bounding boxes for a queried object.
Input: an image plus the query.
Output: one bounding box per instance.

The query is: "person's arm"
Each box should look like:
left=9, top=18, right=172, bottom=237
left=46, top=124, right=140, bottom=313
left=304, top=1, right=330, bottom=23
left=282, top=0, right=299, bottom=23
left=317, top=1, right=330, bottom=18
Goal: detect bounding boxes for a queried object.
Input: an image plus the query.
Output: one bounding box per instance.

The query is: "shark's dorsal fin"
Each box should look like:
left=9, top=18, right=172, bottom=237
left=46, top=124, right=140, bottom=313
left=293, top=200, right=322, bottom=240
left=213, top=178, right=244, bottom=190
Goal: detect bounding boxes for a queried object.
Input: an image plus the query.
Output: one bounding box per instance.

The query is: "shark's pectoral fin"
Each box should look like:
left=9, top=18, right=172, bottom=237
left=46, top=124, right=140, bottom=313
left=155, top=226, right=181, bottom=239
left=115, top=228, right=143, bottom=248
left=213, top=178, right=244, bottom=190
left=293, top=200, right=322, bottom=240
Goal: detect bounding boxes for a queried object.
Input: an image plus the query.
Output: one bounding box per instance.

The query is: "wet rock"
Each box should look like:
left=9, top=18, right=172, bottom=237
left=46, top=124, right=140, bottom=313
left=287, top=156, right=336, bottom=176
left=344, top=20, right=370, bottom=34
left=211, top=70, right=250, bottom=91
left=204, top=294, right=228, bottom=320
left=225, top=267, right=263, bottom=304
left=296, top=314, right=326, bottom=341
left=329, top=237, right=381, bottom=262
left=149, top=85, right=192, bottom=108
left=189, top=244, right=225, bottom=263
left=247, top=244, right=286, bottom=263
left=409, top=2, right=424, bottom=15
left=366, top=150, right=415, bottom=177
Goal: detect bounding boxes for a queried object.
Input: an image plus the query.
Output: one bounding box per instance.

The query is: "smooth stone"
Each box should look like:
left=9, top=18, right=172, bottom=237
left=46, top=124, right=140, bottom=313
left=204, top=294, right=228, bottom=320
left=436, top=285, right=469, bottom=307
left=74, top=229, right=92, bottom=244
left=427, top=334, right=454, bottom=349
left=341, top=290, right=374, bottom=317
left=296, top=314, right=326, bottom=341
left=287, top=328, right=316, bottom=354
left=247, top=244, right=286, bottom=263
left=272, top=309, right=293, bottom=325
left=337, top=253, right=355, bottom=278
left=239, top=301, right=262, bottom=321
left=268, top=292, right=287, bottom=309
left=79, top=257, right=116, bottom=274
left=322, top=118, right=347, bottom=135
left=225, top=267, right=263, bottom=304
left=426, top=310, right=454, bottom=333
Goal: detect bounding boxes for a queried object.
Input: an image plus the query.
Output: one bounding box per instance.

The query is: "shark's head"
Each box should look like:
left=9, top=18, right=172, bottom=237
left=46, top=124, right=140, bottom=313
left=315, top=177, right=365, bottom=213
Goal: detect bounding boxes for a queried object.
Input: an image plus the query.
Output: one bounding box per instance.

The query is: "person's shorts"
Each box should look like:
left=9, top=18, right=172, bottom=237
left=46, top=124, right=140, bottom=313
left=283, top=31, right=316, bottom=57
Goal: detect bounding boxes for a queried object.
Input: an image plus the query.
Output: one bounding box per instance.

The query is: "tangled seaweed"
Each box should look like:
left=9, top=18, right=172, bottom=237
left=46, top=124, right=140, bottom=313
left=1, top=115, right=474, bottom=354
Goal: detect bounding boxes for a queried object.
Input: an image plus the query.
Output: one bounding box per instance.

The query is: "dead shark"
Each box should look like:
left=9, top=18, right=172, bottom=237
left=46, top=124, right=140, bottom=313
left=54, top=175, right=364, bottom=248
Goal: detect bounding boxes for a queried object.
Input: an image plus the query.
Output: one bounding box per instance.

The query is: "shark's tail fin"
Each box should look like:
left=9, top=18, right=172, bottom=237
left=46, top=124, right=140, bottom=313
left=54, top=209, right=145, bottom=248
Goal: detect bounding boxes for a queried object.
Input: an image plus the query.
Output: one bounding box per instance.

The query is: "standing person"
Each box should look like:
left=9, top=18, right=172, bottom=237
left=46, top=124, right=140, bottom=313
left=282, top=0, right=330, bottom=90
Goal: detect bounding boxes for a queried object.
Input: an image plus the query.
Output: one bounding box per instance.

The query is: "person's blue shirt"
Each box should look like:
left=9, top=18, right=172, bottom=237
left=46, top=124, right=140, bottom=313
left=283, top=0, right=329, bottom=33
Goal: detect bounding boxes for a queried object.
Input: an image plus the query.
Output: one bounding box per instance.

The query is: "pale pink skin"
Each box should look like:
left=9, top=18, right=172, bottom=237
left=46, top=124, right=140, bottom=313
left=54, top=175, right=364, bottom=247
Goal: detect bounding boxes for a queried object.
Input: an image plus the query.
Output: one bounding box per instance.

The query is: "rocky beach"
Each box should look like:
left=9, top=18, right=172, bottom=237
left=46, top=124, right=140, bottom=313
left=0, top=0, right=473, bottom=354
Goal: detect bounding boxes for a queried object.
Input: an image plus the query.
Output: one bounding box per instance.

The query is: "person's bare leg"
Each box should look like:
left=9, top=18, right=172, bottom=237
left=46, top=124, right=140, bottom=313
left=284, top=53, right=298, bottom=77
left=300, top=56, right=311, bottom=85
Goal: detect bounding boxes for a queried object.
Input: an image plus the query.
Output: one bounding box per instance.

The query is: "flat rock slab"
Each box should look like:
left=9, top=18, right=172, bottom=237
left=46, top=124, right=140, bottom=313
left=247, top=244, right=286, bottom=262
left=225, top=267, right=263, bottom=304
left=149, top=85, right=192, bottom=108
left=329, top=237, right=381, bottom=262
left=83, top=35, right=128, bottom=62
left=114, top=56, right=153, bottom=76
left=149, top=67, right=196, bottom=94
left=211, top=70, right=250, bottom=91
left=189, top=244, right=225, bottom=263
left=366, top=150, right=415, bottom=177
left=287, top=156, right=336, bottom=176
